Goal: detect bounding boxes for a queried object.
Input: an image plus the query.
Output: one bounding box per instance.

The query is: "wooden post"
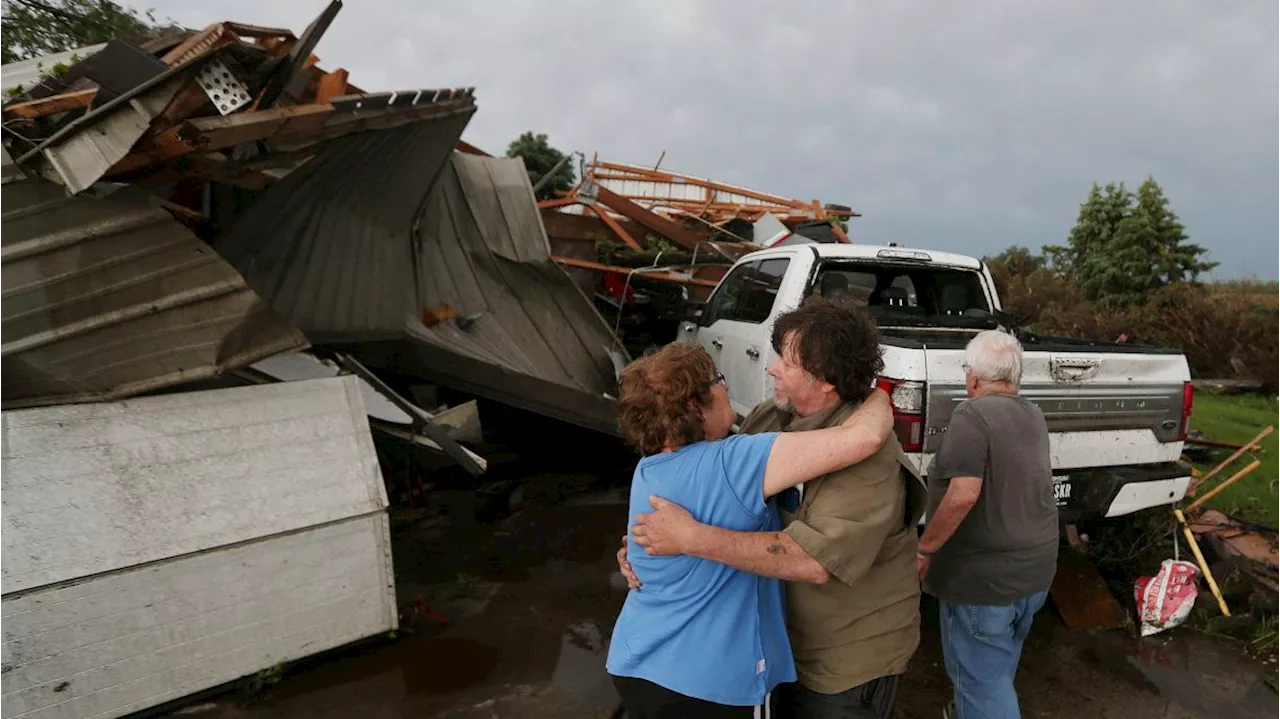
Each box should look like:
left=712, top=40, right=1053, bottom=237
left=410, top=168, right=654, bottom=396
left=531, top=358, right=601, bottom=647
left=1188, top=425, right=1273, bottom=494
left=1186, top=459, right=1262, bottom=512
left=1174, top=508, right=1230, bottom=616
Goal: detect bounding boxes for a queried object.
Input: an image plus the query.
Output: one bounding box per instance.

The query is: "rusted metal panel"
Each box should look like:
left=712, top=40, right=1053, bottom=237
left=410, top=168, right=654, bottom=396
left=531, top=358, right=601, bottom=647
left=1, top=178, right=308, bottom=409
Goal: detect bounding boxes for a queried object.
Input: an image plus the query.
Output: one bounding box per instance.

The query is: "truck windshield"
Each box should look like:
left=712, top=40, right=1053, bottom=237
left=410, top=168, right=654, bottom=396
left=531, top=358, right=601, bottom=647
left=808, top=262, right=992, bottom=324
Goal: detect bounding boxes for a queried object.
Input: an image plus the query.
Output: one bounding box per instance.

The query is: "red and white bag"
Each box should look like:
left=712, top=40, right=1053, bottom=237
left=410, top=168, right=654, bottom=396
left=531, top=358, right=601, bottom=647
left=1134, top=559, right=1200, bottom=637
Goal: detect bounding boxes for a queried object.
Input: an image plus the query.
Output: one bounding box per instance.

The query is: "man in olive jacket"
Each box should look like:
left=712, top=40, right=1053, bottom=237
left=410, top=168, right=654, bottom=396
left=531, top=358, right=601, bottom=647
left=623, top=301, right=927, bottom=719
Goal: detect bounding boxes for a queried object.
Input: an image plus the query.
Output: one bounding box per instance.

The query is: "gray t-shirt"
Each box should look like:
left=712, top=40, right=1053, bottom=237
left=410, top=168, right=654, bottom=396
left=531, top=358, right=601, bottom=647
left=923, top=393, right=1058, bottom=605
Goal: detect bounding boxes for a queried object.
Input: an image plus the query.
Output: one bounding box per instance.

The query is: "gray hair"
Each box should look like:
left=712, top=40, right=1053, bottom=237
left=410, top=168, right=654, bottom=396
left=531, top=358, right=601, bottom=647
left=964, top=330, right=1024, bottom=387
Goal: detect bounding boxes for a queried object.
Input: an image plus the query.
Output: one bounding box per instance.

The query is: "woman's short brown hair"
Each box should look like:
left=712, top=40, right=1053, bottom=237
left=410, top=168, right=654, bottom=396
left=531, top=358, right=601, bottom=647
left=617, top=342, right=717, bottom=456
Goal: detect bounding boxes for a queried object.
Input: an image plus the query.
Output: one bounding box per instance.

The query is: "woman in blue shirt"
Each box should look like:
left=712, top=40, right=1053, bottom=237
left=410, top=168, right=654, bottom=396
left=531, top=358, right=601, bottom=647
left=606, top=342, right=892, bottom=717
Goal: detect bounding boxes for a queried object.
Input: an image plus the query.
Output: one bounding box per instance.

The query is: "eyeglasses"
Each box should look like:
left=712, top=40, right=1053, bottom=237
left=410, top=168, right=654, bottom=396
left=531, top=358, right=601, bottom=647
left=712, top=372, right=727, bottom=387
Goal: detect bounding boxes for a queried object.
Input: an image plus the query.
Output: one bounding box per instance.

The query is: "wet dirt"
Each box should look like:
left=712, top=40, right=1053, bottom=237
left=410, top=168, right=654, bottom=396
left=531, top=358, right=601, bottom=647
left=163, top=480, right=1276, bottom=719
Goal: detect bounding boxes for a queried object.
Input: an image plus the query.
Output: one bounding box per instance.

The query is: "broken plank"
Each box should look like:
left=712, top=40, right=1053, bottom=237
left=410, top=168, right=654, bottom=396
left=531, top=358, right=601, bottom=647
left=1188, top=425, right=1273, bottom=494
left=155, top=81, right=213, bottom=129
left=593, top=184, right=705, bottom=251
left=114, top=103, right=337, bottom=173
left=183, top=103, right=336, bottom=148
left=316, top=68, right=349, bottom=103
left=538, top=195, right=580, bottom=209
left=583, top=204, right=644, bottom=251
left=3, top=89, right=96, bottom=119
left=552, top=255, right=720, bottom=287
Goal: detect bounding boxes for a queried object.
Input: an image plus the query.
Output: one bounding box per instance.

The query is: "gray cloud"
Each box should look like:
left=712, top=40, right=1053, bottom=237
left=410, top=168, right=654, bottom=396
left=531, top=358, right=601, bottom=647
left=148, top=0, right=1279, bottom=278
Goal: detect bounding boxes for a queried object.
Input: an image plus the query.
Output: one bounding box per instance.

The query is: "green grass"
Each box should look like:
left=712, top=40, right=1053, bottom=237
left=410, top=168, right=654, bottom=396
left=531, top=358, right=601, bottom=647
left=1186, top=393, right=1278, bottom=527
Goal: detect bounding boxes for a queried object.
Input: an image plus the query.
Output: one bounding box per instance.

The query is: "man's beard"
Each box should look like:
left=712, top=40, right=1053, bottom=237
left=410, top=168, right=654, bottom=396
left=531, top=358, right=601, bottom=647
left=771, top=397, right=797, bottom=414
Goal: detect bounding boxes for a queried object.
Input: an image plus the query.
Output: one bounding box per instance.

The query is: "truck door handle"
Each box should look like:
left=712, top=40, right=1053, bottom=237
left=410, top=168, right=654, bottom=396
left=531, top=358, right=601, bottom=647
left=746, top=348, right=760, bottom=360
left=711, top=339, right=724, bottom=350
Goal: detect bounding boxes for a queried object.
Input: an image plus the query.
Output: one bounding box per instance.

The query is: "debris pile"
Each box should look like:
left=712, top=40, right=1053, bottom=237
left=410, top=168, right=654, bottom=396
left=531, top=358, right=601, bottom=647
left=1, top=4, right=505, bottom=718
left=1, top=0, right=630, bottom=452
left=1180, top=424, right=1278, bottom=617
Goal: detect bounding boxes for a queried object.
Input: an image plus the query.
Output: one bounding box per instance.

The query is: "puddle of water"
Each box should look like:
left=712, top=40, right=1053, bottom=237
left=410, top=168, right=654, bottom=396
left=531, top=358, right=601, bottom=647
left=1118, top=632, right=1276, bottom=718
left=551, top=621, right=614, bottom=708
left=1048, top=622, right=1276, bottom=719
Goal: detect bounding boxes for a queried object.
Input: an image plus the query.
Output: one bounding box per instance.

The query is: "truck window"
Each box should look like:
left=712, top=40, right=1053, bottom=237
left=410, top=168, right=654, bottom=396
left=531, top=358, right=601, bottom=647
left=811, top=262, right=991, bottom=319
left=702, top=258, right=792, bottom=325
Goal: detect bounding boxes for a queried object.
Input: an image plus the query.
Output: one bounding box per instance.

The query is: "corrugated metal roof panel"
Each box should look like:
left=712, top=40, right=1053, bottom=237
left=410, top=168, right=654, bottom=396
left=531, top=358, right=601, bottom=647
left=210, top=113, right=626, bottom=431
left=1, top=179, right=308, bottom=409
left=214, top=110, right=475, bottom=341
left=410, top=152, right=623, bottom=395
left=38, top=74, right=186, bottom=193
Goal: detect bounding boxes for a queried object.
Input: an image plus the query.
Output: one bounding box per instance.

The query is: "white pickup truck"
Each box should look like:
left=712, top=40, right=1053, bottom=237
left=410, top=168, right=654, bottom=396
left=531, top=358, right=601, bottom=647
left=676, top=242, right=1195, bottom=522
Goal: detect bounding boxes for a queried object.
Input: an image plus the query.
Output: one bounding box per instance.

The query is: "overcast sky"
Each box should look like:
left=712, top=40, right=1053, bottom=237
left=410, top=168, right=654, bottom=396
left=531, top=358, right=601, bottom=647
left=146, top=0, right=1279, bottom=279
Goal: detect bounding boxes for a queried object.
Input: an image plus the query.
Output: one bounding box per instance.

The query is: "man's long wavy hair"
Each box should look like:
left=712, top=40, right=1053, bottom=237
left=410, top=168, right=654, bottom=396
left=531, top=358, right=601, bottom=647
left=771, top=300, right=884, bottom=404
left=617, top=343, right=717, bottom=456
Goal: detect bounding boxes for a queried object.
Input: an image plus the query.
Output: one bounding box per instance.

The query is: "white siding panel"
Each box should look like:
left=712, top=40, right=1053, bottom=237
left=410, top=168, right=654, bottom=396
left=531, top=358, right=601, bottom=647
left=2, top=377, right=387, bottom=594
left=2, top=513, right=397, bottom=719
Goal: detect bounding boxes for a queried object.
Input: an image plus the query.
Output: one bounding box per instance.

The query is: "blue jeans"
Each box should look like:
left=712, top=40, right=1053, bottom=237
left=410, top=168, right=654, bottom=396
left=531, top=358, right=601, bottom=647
left=938, top=590, right=1048, bottom=719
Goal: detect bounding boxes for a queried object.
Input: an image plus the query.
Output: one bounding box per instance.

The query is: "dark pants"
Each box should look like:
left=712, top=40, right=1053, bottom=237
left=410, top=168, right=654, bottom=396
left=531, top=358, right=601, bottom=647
left=612, top=675, right=768, bottom=719
left=773, top=675, right=901, bottom=719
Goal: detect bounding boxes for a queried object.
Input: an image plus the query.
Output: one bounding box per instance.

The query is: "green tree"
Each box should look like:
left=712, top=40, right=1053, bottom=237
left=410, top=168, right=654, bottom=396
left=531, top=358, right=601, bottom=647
left=1, top=0, right=153, bottom=65
left=506, top=131, right=575, bottom=200
left=1129, top=176, right=1216, bottom=285
left=1044, top=182, right=1133, bottom=280
left=1050, top=178, right=1215, bottom=304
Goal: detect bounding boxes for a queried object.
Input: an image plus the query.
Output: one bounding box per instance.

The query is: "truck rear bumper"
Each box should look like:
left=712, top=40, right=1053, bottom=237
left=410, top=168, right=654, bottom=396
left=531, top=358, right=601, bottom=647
left=1055, top=461, right=1191, bottom=522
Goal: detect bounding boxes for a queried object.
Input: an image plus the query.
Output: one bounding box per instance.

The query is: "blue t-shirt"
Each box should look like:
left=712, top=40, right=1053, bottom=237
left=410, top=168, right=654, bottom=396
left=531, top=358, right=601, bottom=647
left=606, top=432, right=795, bottom=706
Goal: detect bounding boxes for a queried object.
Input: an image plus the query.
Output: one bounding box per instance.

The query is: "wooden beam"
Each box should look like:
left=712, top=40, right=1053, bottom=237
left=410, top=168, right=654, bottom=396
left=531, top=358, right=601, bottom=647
left=582, top=204, right=644, bottom=251
left=185, top=103, right=336, bottom=148
left=537, top=195, right=580, bottom=210
left=591, top=163, right=825, bottom=209
left=3, top=89, right=96, bottom=119
left=108, top=103, right=335, bottom=175
left=593, top=185, right=705, bottom=251
left=552, top=256, right=720, bottom=288
left=315, top=68, right=349, bottom=103
left=155, top=81, right=212, bottom=129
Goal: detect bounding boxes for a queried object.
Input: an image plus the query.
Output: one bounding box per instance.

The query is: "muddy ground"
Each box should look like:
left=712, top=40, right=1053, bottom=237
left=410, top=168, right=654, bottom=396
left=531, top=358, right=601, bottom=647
left=156, top=471, right=1276, bottom=719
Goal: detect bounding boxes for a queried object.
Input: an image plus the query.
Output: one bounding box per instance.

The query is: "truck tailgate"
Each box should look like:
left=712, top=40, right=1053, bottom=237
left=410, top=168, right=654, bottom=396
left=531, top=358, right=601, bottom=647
left=920, top=342, right=1190, bottom=472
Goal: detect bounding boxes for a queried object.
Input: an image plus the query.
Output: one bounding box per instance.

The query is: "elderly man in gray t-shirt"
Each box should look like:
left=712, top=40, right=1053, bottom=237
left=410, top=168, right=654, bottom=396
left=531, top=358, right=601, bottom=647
left=916, top=330, right=1058, bottom=719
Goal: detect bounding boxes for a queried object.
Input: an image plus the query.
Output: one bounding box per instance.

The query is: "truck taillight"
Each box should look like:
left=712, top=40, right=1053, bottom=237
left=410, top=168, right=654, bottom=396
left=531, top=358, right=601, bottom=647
left=875, top=377, right=925, bottom=452
left=1179, top=381, right=1194, bottom=441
